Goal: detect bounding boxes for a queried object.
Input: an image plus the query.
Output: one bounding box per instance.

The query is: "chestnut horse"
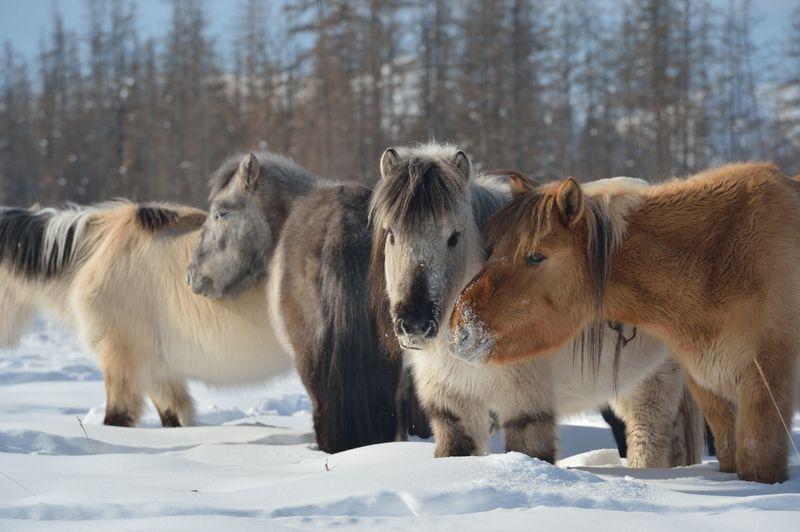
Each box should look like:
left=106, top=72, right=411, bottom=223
left=450, top=163, right=800, bottom=483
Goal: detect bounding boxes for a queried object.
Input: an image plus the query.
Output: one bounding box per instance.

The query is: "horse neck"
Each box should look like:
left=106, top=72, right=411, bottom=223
left=601, top=192, right=708, bottom=332
left=258, top=174, right=317, bottom=244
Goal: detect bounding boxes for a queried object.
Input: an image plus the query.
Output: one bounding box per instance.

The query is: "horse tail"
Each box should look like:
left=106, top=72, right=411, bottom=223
left=0, top=205, right=99, bottom=346
left=312, top=187, right=402, bottom=453
left=673, top=383, right=706, bottom=465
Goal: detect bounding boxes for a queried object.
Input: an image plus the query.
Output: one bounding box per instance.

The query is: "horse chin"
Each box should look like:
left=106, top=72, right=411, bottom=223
left=191, top=283, right=224, bottom=300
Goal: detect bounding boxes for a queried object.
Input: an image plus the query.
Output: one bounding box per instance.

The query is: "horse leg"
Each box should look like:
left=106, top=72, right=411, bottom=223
left=396, top=368, right=432, bottom=440
left=493, top=379, right=557, bottom=464
left=499, top=409, right=557, bottom=464
left=149, top=378, right=195, bottom=428
left=735, top=348, right=795, bottom=483
left=611, top=361, right=682, bottom=468
left=600, top=406, right=628, bottom=458
left=98, top=339, right=143, bottom=427
left=684, top=372, right=737, bottom=474
left=428, top=400, right=490, bottom=457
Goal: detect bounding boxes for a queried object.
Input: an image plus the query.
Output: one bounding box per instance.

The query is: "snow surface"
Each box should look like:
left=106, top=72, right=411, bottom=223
left=1, top=318, right=798, bottom=531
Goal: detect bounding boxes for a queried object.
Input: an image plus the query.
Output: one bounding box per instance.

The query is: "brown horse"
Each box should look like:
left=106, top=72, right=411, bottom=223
left=450, top=162, right=800, bottom=483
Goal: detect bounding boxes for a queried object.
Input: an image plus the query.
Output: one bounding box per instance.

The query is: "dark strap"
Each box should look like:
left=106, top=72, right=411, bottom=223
left=607, top=320, right=637, bottom=347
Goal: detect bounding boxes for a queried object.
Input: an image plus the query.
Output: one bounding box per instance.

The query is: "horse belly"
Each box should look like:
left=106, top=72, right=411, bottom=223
left=161, top=326, right=292, bottom=386
left=552, top=330, right=670, bottom=415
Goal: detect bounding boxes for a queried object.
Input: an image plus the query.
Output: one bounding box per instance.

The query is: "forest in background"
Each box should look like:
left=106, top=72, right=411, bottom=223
left=1, top=0, right=799, bottom=207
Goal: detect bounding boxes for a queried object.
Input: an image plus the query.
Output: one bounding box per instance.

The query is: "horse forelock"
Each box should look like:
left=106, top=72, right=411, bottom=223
left=369, top=147, right=469, bottom=235
left=486, top=191, right=552, bottom=262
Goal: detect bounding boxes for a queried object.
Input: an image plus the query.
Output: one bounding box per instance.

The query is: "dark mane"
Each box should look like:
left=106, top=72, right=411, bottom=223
left=369, top=151, right=467, bottom=232
left=486, top=186, right=616, bottom=375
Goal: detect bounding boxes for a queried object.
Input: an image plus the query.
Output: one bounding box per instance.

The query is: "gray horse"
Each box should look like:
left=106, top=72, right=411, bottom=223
left=188, top=152, right=422, bottom=452
left=369, top=142, right=704, bottom=466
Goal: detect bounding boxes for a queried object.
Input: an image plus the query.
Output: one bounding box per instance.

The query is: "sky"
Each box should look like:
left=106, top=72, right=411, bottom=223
left=0, top=0, right=798, bottom=61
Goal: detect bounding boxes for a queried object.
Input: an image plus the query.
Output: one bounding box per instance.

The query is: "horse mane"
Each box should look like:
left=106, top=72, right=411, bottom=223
left=368, top=228, right=403, bottom=360
left=368, top=142, right=469, bottom=233
left=208, top=151, right=318, bottom=201
left=486, top=176, right=647, bottom=374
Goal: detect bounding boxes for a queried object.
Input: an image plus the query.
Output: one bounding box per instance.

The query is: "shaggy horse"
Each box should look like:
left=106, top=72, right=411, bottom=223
left=370, top=143, right=703, bottom=466
left=450, top=163, right=800, bottom=483
left=189, top=153, right=415, bottom=453
left=0, top=199, right=288, bottom=427
left=0, top=152, right=410, bottom=451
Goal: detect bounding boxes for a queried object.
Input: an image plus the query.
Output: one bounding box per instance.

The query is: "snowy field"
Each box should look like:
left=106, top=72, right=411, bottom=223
left=0, top=319, right=798, bottom=531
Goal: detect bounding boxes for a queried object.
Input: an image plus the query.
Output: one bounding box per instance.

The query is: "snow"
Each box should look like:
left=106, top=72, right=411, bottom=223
left=1, top=318, right=799, bottom=530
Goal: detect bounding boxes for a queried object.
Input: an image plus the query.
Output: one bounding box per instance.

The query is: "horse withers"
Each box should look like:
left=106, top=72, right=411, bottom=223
left=450, top=163, right=800, bottom=483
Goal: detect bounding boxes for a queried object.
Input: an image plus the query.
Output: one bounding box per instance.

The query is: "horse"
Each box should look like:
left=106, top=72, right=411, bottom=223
left=0, top=151, right=408, bottom=450
left=0, top=198, right=289, bottom=427
left=370, top=142, right=704, bottom=466
left=450, top=163, right=800, bottom=483
left=188, top=152, right=416, bottom=453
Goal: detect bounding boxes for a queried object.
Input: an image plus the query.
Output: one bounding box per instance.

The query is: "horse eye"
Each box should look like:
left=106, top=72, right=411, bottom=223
left=525, top=252, right=547, bottom=266
left=214, top=211, right=229, bottom=220
left=447, top=231, right=461, bottom=248
left=387, top=228, right=395, bottom=245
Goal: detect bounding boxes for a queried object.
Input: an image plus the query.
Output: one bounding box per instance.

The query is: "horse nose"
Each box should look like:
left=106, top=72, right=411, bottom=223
left=395, top=314, right=438, bottom=338
left=190, top=275, right=214, bottom=296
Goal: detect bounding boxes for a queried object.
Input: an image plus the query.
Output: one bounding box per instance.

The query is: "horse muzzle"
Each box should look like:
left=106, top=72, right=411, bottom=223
left=393, top=313, right=439, bottom=351
left=187, top=269, right=220, bottom=299
left=447, top=317, right=495, bottom=364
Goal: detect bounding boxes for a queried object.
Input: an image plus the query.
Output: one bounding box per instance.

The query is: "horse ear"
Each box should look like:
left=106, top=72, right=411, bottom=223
left=507, top=171, right=536, bottom=199
left=380, top=148, right=400, bottom=179
left=236, top=153, right=262, bottom=191
left=555, top=177, right=584, bottom=227
left=452, top=150, right=473, bottom=182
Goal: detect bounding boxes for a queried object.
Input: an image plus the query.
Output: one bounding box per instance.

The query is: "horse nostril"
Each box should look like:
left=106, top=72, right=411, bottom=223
left=398, top=315, right=436, bottom=337
left=394, top=319, right=409, bottom=336
left=190, top=274, right=214, bottom=295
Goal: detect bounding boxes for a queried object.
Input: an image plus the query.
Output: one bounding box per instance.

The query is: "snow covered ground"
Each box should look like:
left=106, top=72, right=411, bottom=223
left=0, top=318, right=798, bottom=531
